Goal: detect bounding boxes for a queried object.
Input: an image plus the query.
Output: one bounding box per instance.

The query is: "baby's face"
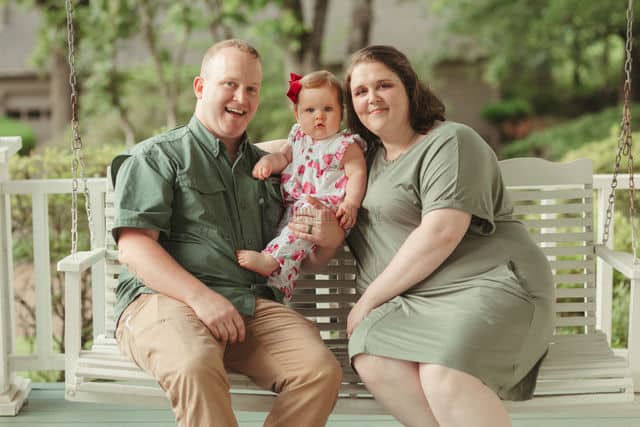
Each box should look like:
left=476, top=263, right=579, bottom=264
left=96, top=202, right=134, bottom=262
left=294, top=86, right=342, bottom=140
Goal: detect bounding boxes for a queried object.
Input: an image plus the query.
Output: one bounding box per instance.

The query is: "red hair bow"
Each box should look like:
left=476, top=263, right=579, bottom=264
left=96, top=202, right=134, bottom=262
left=286, top=72, right=303, bottom=103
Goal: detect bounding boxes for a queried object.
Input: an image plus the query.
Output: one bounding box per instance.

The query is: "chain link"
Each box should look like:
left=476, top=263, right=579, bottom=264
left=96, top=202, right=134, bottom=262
left=65, top=0, right=94, bottom=254
left=602, top=0, right=638, bottom=262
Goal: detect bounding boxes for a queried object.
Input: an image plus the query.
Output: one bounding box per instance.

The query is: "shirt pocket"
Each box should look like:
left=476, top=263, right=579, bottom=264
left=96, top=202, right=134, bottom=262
left=176, top=173, right=229, bottom=229
left=260, top=176, right=284, bottom=241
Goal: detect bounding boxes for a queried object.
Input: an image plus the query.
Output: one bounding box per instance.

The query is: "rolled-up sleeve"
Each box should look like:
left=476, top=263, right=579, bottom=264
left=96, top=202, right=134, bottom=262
left=419, top=126, right=498, bottom=235
left=111, top=150, right=174, bottom=242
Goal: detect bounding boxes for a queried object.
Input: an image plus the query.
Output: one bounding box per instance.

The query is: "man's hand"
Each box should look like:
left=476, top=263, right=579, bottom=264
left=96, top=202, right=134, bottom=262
left=289, top=196, right=345, bottom=248
left=188, top=288, right=246, bottom=344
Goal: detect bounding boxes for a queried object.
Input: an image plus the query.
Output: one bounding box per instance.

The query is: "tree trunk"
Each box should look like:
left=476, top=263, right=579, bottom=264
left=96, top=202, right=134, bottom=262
left=629, top=35, right=640, bottom=102
left=346, top=0, right=372, bottom=55
left=106, top=58, right=136, bottom=147
left=138, top=0, right=177, bottom=128
left=204, top=0, right=233, bottom=41
left=302, top=0, right=329, bottom=71
left=49, top=47, right=72, bottom=141
left=282, top=0, right=306, bottom=74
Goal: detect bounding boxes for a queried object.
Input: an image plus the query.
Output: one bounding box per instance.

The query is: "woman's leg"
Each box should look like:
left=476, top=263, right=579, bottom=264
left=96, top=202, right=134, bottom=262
left=353, top=354, right=438, bottom=427
left=419, top=364, right=511, bottom=427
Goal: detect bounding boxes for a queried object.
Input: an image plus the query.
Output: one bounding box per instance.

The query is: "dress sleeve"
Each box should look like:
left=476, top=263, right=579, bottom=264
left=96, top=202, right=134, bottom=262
left=288, top=123, right=302, bottom=148
left=419, top=125, right=500, bottom=235
left=111, top=148, right=175, bottom=242
left=333, top=130, right=367, bottom=164
left=343, top=130, right=367, bottom=152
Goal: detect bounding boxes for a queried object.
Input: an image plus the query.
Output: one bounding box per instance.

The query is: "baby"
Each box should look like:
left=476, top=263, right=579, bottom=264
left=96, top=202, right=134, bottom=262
left=237, top=70, right=367, bottom=301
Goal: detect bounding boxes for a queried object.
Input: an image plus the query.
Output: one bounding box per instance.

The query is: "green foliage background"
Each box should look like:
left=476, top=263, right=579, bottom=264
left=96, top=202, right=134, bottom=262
left=503, top=105, right=640, bottom=160
left=0, top=117, right=37, bottom=155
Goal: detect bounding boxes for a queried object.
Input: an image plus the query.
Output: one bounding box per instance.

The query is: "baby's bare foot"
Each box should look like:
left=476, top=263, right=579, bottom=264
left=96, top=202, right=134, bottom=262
left=236, top=250, right=279, bottom=277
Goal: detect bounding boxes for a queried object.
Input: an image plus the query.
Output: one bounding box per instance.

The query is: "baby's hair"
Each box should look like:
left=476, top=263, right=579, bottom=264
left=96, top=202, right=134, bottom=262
left=297, top=70, right=344, bottom=107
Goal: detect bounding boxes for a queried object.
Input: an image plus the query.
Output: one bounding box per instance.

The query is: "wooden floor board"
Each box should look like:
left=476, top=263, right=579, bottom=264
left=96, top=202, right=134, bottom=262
left=0, top=384, right=638, bottom=426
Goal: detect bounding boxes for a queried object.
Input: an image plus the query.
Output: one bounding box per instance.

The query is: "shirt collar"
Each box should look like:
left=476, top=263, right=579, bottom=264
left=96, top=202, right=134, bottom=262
left=188, top=115, right=250, bottom=158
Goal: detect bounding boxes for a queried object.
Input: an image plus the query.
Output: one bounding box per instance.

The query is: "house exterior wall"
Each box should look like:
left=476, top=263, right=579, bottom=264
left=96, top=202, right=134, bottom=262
left=0, top=74, right=51, bottom=143
left=432, top=60, right=499, bottom=146
left=0, top=3, right=51, bottom=144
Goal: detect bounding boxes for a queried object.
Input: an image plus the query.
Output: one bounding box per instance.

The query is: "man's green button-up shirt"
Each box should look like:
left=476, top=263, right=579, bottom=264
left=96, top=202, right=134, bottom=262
left=111, top=115, right=284, bottom=324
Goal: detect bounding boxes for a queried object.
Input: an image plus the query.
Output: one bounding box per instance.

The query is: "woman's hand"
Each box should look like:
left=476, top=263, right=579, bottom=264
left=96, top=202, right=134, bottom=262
left=347, top=297, right=376, bottom=338
left=255, top=138, right=288, bottom=154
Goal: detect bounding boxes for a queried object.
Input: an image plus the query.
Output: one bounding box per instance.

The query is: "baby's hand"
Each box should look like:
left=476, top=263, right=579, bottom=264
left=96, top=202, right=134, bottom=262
left=253, top=156, right=274, bottom=180
left=336, top=200, right=359, bottom=229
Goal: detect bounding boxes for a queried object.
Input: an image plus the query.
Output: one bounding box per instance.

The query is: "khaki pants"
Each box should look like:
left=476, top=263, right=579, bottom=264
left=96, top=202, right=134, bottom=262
left=116, top=294, right=342, bottom=427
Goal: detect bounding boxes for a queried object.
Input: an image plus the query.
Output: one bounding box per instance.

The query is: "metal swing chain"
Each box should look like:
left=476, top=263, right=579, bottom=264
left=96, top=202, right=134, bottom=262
left=65, top=0, right=95, bottom=254
left=602, top=0, right=639, bottom=263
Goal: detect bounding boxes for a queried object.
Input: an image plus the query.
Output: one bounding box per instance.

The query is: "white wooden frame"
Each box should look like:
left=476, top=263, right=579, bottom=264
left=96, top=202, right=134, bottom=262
left=0, top=137, right=107, bottom=415
left=0, top=137, right=31, bottom=415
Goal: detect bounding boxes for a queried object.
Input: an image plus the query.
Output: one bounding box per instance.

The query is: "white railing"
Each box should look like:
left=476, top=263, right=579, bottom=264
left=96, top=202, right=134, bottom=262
left=0, top=138, right=107, bottom=389
left=0, top=137, right=638, bottom=394
left=2, top=178, right=107, bottom=371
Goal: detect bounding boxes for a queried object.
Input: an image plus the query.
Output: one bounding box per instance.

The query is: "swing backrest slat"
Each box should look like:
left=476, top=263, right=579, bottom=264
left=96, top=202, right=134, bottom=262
left=103, top=157, right=598, bottom=345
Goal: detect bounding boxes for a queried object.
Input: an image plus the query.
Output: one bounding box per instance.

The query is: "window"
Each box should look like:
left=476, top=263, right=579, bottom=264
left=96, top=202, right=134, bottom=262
left=6, top=110, right=21, bottom=120
left=26, top=109, right=41, bottom=119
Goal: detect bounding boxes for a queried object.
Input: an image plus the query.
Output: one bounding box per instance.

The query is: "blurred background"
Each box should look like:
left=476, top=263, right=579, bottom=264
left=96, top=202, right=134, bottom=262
left=0, top=0, right=637, bottom=380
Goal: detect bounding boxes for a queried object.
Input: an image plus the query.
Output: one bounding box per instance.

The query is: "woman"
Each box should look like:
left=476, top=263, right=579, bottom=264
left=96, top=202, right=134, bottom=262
left=292, top=45, right=554, bottom=427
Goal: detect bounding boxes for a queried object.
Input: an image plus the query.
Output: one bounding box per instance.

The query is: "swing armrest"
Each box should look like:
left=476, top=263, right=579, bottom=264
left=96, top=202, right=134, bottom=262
left=58, top=248, right=107, bottom=273
left=595, top=244, right=640, bottom=280
left=59, top=248, right=109, bottom=381
left=595, top=244, right=640, bottom=391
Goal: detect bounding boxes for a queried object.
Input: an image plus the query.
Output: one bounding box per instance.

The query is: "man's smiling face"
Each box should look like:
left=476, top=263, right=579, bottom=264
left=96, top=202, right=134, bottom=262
left=194, top=47, right=262, bottom=146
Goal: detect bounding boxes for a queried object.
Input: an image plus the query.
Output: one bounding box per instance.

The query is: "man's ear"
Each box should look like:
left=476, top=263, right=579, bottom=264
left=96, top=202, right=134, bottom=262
left=193, top=76, right=204, bottom=99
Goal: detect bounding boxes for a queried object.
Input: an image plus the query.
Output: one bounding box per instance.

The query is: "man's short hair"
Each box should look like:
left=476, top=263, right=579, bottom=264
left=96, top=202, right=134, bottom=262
left=200, top=39, right=261, bottom=76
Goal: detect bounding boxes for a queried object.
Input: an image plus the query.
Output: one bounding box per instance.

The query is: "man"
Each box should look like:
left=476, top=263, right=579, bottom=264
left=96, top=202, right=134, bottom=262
left=111, top=39, right=342, bottom=427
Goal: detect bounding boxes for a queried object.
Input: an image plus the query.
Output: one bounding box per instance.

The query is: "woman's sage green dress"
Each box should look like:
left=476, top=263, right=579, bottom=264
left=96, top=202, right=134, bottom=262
left=347, top=121, right=554, bottom=400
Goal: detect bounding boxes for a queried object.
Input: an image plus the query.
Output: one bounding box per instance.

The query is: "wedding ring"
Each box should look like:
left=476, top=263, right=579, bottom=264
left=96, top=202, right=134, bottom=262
left=307, top=224, right=313, bottom=234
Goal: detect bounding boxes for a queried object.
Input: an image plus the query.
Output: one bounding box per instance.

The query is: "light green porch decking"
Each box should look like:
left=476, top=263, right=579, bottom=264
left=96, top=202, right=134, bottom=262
left=1, top=384, right=639, bottom=427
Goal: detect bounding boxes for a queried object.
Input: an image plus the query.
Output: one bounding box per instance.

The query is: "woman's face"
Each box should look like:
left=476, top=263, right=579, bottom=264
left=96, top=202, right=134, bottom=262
left=349, top=61, right=410, bottom=139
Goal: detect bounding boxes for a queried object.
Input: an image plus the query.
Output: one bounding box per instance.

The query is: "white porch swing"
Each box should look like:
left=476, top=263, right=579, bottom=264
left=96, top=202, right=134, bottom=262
left=7, top=0, right=640, bottom=418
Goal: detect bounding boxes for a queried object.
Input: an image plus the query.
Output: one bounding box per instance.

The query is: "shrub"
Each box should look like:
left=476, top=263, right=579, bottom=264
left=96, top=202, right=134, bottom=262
left=0, top=116, right=37, bottom=156
left=481, top=98, right=532, bottom=124
left=502, top=104, right=640, bottom=160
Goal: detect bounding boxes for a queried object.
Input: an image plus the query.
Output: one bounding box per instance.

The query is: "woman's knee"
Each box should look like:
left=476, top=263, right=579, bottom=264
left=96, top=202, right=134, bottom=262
left=419, top=365, right=480, bottom=410
left=352, top=354, right=388, bottom=386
